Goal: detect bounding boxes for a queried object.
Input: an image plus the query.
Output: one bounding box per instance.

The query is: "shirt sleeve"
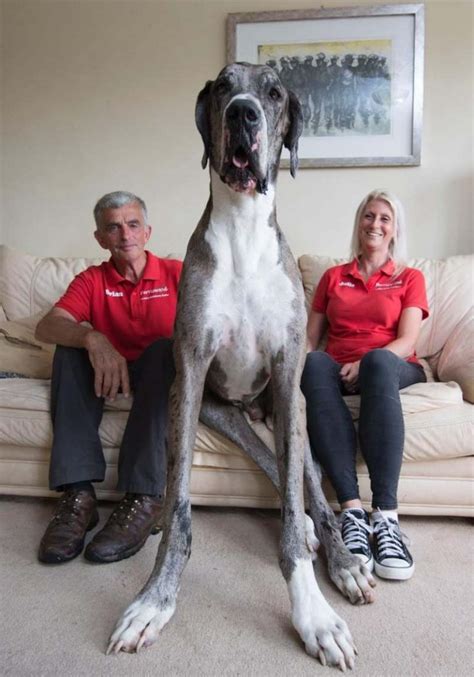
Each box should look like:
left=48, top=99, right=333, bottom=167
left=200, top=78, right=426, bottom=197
left=175, top=259, right=183, bottom=282
left=55, top=270, right=94, bottom=323
left=402, top=268, right=429, bottom=319
left=311, top=269, right=330, bottom=313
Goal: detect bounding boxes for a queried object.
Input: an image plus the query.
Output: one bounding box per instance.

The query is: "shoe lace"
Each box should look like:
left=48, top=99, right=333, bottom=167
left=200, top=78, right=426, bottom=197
left=110, top=494, right=143, bottom=526
left=373, top=514, right=408, bottom=558
left=53, top=491, right=87, bottom=525
left=341, top=511, right=372, bottom=549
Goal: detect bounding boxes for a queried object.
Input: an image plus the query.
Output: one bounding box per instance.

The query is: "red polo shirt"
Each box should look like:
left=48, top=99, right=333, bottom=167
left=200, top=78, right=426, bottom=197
left=55, top=251, right=182, bottom=361
left=312, top=259, right=429, bottom=365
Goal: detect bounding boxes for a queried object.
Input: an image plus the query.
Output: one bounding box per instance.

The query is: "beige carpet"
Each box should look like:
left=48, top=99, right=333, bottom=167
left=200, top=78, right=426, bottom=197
left=1, top=497, right=472, bottom=677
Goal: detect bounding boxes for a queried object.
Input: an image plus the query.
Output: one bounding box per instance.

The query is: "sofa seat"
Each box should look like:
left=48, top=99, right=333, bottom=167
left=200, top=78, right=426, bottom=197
left=0, top=375, right=471, bottom=516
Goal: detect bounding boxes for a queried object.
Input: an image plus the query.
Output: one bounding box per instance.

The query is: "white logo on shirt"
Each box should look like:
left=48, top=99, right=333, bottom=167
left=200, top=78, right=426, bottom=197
left=105, top=289, right=124, bottom=297
left=339, top=281, right=355, bottom=288
left=140, top=287, right=168, bottom=295
left=140, top=286, right=169, bottom=300
left=375, top=280, right=403, bottom=290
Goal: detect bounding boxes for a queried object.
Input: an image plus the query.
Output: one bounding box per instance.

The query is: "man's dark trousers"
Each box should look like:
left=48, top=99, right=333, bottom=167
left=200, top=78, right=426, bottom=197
left=48, top=338, right=175, bottom=500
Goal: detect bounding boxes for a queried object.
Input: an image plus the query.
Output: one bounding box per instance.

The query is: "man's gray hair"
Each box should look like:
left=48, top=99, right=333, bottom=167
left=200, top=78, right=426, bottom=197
left=93, top=191, right=148, bottom=227
left=349, top=189, right=408, bottom=273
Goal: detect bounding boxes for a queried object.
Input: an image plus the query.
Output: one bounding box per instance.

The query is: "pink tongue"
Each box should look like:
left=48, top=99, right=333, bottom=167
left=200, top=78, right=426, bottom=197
left=232, top=155, right=249, bottom=169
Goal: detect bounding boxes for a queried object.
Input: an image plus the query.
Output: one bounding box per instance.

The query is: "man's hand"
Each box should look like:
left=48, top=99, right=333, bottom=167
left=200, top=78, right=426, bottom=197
left=35, top=307, right=130, bottom=401
left=84, top=331, right=130, bottom=400
left=340, top=361, right=360, bottom=393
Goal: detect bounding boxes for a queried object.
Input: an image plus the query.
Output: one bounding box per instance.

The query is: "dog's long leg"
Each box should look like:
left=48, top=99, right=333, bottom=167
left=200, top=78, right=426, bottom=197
left=199, top=393, right=280, bottom=488
left=200, top=393, right=374, bottom=599
left=107, top=349, right=210, bottom=655
left=271, top=353, right=356, bottom=671
left=200, top=393, right=319, bottom=557
left=303, top=443, right=376, bottom=605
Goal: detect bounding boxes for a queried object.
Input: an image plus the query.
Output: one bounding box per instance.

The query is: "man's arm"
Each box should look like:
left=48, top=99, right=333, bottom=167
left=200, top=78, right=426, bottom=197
left=36, top=306, right=95, bottom=347
left=35, top=307, right=130, bottom=400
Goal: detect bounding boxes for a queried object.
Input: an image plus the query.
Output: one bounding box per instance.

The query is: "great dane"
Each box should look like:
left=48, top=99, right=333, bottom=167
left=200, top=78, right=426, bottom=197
left=107, top=63, right=375, bottom=669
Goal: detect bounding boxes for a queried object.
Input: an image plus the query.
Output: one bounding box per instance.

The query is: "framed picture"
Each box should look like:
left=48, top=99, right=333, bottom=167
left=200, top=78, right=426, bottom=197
left=227, top=4, right=424, bottom=168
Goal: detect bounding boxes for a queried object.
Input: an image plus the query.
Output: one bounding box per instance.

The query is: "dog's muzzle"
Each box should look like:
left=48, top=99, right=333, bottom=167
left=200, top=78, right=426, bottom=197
left=221, top=98, right=267, bottom=195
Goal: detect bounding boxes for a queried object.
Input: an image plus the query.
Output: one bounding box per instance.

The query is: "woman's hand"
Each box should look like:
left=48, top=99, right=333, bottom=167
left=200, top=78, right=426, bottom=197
left=340, top=361, right=360, bottom=392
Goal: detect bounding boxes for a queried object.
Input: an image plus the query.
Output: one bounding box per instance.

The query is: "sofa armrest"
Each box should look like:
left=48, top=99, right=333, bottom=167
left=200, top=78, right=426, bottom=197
left=437, top=312, right=474, bottom=403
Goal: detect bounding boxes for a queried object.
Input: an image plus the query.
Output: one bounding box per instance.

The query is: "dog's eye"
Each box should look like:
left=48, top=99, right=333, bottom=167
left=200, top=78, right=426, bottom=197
left=269, top=87, right=282, bottom=101
left=215, top=81, right=230, bottom=95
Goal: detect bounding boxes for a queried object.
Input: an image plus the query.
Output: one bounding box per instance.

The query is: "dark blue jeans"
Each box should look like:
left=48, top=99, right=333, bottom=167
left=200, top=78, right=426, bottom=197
left=49, top=338, right=175, bottom=498
left=301, top=349, right=426, bottom=510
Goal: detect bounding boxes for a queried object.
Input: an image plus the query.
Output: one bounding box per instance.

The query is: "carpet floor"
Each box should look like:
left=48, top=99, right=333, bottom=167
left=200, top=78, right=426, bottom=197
left=1, top=497, right=472, bottom=677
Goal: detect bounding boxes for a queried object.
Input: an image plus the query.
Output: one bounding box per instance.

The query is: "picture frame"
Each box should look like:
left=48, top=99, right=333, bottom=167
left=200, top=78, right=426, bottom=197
left=226, top=4, right=424, bottom=168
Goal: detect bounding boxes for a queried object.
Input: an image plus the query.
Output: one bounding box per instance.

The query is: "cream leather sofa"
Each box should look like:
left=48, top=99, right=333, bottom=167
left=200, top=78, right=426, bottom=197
left=0, top=245, right=472, bottom=516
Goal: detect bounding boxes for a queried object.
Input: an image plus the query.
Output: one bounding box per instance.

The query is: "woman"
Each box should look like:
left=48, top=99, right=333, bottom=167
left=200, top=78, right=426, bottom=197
left=301, top=190, right=428, bottom=581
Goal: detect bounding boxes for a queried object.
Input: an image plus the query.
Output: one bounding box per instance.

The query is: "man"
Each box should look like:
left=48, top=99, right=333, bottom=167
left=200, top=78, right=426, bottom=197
left=36, top=191, right=182, bottom=564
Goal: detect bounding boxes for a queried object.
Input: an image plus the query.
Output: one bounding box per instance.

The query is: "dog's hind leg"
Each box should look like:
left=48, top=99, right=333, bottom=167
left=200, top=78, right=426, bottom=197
left=271, top=354, right=356, bottom=671
left=107, top=348, right=210, bottom=655
left=201, top=392, right=374, bottom=601
left=303, top=444, right=376, bottom=605
left=199, top=393, right=319, bottom=557
left=200, top=393, right=280, bottom=488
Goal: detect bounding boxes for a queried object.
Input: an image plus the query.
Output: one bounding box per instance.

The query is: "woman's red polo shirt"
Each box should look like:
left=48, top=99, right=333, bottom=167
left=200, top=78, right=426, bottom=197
left=312, top=259, right=429, bottom=365
left=55, top=251, right=182, bottom=361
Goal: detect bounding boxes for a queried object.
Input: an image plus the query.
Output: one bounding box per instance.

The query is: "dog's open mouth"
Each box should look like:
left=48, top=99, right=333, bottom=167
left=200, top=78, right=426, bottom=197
left=232, top=147, right=250, bottom=170
left=221, top=143, right=266, bottom=195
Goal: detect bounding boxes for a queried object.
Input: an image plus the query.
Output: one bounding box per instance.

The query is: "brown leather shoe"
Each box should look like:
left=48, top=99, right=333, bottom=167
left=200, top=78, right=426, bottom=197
left=84, top=493, right=163, bottom=563
left=38, top=488, right=99, bottom=564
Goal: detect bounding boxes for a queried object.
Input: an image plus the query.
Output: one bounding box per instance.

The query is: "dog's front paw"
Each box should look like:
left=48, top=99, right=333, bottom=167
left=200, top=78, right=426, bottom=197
left=330, top=557, right=376, bottom=605
left=289, top=559, right=356, bottom=670
left=106, top=598, right=175, bottom=655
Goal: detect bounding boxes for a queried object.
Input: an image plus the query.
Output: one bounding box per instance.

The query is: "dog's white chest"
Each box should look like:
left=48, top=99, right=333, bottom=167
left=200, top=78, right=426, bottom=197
left=204, top=186, right=295, bottom=401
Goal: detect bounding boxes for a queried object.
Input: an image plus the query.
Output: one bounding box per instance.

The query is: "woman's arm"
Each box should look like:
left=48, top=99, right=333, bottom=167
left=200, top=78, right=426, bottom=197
left=384, top=306, right=424, bottom=359
left=340, top=307, right=424, bottom=389
left=306, top=310, right=327, bottom=352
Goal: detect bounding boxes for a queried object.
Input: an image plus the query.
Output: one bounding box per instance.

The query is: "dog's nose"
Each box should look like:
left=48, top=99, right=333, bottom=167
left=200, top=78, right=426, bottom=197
left=226, top=99, right=261, bottom=126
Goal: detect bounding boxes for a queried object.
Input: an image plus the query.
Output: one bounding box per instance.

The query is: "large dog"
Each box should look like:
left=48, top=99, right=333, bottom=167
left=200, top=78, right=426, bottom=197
left=107, top=63, right=374, bottom=670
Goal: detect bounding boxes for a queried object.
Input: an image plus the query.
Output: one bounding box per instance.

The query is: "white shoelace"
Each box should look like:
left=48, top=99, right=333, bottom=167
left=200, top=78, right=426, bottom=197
left=373, top=514, right=408, bottom=559
left=341, top=511, right=373, bottom=550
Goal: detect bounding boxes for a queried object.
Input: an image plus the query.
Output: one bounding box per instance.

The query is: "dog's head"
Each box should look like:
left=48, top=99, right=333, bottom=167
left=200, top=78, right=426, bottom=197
left=195, top=63, right=303, bottom=195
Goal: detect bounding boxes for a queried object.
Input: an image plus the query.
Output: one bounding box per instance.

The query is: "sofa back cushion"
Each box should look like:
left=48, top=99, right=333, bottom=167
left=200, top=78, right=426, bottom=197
left=298, top=254, right=473, bottom=362
left=0, top=245, right=103, bottom=320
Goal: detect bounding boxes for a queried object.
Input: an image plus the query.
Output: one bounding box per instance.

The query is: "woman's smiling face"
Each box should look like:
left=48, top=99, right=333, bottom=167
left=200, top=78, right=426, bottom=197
left=358, top=199, right=395, bottom=257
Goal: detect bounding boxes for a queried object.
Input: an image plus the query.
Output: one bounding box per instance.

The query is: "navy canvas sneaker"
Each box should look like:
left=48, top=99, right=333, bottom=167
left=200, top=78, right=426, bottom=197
left=340, top=508, right=374, bottom=571
left=372, top=515, right=414, bottom=580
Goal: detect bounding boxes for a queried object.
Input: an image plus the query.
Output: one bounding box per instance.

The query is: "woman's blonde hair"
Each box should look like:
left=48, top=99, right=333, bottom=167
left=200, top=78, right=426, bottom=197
left=349, top=190, right=408, bottom=273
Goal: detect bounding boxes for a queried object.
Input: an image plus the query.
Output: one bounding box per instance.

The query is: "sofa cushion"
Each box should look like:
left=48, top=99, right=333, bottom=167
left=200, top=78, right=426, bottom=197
left=0, top=245, right=103, bottom=320
left=437, top=312, right=474, bottom=403
left=0, top=315, right=54, bottom=379
left=0, top=377, right=470, bottom=463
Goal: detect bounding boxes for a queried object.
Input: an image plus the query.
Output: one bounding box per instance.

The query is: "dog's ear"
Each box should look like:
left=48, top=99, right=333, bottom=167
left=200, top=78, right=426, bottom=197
left=195, top=80, right=213, bottom=169
left=283, top=90, right=304, bottom=178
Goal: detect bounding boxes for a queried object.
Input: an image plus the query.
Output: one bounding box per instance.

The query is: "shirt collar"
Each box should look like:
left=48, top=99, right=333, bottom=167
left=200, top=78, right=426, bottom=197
left=343, top=257, right=395, bottom=281
left=104, top=251, right=161, bottom=286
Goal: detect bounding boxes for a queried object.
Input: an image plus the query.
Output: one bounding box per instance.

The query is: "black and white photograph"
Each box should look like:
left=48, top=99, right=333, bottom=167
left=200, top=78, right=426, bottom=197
left=227, top=5, right=424, bottom=167
left=260, top=41, right=391, bottom=138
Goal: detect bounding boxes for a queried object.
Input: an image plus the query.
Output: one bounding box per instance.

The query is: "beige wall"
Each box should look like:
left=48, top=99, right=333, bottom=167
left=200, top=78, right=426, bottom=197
left=1, top=0, right=473, bottom=259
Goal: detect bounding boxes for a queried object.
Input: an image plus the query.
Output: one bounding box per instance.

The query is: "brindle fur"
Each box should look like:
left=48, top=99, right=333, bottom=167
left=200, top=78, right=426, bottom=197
left=107, top=64, right=374, bottom=668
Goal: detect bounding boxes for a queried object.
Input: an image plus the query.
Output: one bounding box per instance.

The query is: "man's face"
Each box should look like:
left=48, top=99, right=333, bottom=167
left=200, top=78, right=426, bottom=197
left=94, top=202, right=151, bottom=265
